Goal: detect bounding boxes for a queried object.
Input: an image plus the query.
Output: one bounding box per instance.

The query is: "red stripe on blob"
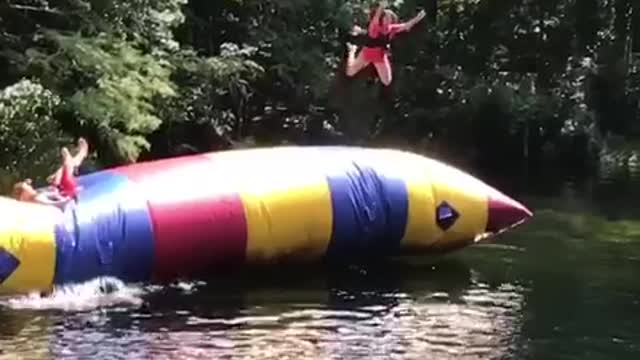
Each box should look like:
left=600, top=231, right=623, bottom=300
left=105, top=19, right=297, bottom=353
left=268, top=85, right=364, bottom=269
left=112, top=155, right=247, bottom=281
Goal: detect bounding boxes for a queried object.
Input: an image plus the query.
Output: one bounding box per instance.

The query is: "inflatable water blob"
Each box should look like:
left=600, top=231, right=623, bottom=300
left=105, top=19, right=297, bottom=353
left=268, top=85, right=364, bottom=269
left=0, top=146, right=532, bottom=295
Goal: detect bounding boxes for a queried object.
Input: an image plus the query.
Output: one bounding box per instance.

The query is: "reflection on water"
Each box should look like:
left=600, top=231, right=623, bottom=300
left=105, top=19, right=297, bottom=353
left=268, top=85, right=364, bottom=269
left=0, top=263, right=526, bottom=359
left=5, top=159, right=640, bottom=359
left=140, top=284, right=523, bottom=360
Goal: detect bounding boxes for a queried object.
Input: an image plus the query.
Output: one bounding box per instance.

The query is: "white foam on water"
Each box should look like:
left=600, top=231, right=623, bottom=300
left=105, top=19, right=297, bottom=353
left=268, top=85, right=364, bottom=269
left=0, top=277, right=147, bottom=312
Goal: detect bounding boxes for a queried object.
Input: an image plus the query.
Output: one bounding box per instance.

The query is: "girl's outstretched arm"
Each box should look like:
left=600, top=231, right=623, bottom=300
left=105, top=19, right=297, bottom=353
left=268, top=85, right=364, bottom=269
left=389, top=9, right=426, bottom=33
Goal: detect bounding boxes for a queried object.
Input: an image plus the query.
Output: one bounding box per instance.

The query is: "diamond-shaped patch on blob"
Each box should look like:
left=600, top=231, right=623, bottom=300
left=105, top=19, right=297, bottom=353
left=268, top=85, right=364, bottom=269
left=0, top=247, right=20, bottom=284
left=436, top=201, right=460, bottom=231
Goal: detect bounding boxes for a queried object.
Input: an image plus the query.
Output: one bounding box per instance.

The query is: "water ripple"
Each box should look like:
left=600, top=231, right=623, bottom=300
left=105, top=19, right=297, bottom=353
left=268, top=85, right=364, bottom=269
left=0, top=267, right=527, bottom=360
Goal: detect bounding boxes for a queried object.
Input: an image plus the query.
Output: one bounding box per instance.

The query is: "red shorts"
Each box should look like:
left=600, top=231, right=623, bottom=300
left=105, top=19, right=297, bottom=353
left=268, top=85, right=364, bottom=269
left=58, top=164, right=77, bottom=197
left=361, top=47, right=389, bottom=64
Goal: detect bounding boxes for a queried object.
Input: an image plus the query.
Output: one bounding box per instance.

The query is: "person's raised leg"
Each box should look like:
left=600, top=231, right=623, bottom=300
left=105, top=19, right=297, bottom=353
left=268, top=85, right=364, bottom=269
left=73, top=137, right=89, bottom=168
left=48, top=137, right=89, bottom=186
left=58, top=147, right=78, bottom=197
left=345, top=44, right=371, bottom=77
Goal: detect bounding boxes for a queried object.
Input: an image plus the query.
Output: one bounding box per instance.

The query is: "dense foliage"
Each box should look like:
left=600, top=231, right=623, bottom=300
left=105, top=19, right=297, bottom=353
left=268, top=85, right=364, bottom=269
left=0, top=0, right=638, bottom=179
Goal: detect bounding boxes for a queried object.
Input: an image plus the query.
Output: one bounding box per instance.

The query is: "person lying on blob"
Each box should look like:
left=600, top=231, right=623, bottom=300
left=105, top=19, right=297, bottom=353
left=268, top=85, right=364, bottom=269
left=345, top=2, right=426, bottom=89
left=12, top=137, right=89, bottom=209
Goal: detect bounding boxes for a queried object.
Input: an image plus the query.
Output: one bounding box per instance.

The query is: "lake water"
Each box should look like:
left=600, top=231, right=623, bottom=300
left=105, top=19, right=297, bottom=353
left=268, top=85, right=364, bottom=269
left=2, top=164, right=640, bottom=359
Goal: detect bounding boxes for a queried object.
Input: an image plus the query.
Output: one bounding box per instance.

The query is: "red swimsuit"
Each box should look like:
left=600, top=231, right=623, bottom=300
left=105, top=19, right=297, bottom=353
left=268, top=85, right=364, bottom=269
left=58, top=163, right=78, bottom=198
left=361, top=21, right=401, bottom=63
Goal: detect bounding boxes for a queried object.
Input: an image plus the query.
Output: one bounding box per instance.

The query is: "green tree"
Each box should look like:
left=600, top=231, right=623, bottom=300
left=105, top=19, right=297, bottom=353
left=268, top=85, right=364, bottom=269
left=0, top=78, right=71, bottom=185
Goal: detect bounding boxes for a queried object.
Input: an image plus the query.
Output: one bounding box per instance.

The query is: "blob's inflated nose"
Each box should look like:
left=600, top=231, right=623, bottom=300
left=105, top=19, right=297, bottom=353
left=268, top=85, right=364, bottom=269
left=486, top=191, right=533, bottom=233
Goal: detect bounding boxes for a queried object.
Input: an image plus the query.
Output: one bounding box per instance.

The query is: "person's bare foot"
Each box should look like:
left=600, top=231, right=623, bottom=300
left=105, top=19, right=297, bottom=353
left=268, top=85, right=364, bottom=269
left=73, top=137, right=89, bottom=167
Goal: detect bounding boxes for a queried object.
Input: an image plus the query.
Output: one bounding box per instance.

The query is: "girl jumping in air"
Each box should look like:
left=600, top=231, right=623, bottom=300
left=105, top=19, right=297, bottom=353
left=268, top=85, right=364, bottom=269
left=345, top=2, right=426, bottom=87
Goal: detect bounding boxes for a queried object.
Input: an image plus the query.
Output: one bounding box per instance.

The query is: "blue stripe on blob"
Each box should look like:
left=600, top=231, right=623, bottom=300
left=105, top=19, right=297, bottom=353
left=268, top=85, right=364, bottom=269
left=0, top=247, right=19, bottom=284
left=53, top=170, right=154, bottom=285
left=326, top=161, right=409, bottom=260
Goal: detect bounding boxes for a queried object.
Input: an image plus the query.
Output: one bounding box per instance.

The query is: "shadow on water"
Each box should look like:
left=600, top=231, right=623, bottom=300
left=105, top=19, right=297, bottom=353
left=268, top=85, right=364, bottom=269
left=141, top=259, right=476, bottom=324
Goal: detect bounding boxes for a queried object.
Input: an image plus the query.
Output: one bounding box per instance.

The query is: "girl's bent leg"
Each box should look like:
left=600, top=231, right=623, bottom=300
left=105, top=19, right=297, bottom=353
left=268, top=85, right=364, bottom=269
left=345, top=45, right=370, bottom=77
left=373, top=57, right=393, bottom=86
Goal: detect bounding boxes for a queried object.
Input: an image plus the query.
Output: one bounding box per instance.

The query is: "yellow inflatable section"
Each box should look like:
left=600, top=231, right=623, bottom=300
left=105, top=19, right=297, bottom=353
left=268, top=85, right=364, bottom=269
left=397, top=152, right=492, bottom=252
left=0, top=197, right=59, bottom=294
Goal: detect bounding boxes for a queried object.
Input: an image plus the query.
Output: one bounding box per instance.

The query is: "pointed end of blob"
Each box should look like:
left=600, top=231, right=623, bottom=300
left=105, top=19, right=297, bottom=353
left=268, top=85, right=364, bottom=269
left=486, top=191, right=533, bottom=234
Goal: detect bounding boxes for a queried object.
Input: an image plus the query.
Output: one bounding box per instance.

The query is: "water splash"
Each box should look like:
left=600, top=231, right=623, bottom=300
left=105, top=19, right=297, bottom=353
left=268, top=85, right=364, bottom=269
left=0, top=277, right=146, bottom=312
